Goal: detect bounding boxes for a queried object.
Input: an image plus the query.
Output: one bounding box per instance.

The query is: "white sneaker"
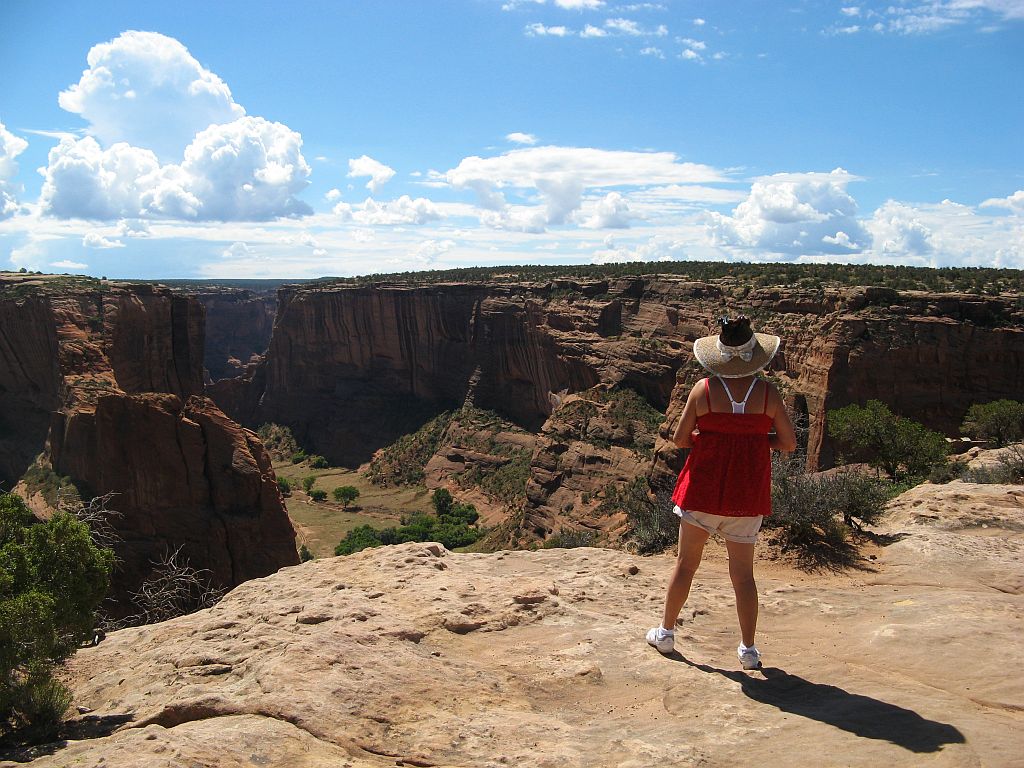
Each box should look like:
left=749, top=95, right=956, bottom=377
left=646, top=627, right=674, bottom=654
left=738, top=643, right=761, bottom=670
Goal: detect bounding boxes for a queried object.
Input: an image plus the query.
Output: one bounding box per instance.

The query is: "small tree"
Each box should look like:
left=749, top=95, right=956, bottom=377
left=962, top=400, right=1024, bottom=447
left=1, top=493, right=114, bottom=741
left=301, top=476, right=316, bottom=493
left=277, top=477, right=292, bottom=495
left=828, top=400, right=948, bottom=480
left=431, top=488, right=453, bottom=516
left=299, top=544, right=314, bottom=562
left=308, top=455, right=329, bottom=469
left=332, top=486, right=360, bottom=508
left=309, top=489, right=327, bottom=502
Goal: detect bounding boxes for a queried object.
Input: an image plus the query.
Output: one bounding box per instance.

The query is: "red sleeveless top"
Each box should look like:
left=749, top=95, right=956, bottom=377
left=671, top=378, right=773, bottom=518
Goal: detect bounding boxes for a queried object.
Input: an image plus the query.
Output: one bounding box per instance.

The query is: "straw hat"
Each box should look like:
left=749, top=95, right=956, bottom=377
left=692, top=316, right=780, bottom=378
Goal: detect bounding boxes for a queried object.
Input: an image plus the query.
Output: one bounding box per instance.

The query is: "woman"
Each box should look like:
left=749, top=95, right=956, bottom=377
left=647, top=316, right=796, bottom=669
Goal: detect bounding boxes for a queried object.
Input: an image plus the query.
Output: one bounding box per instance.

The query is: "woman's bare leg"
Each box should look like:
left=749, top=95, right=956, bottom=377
left=661, top=521, right=710, bottom=630
left=725, top=539, right=758, bottom=647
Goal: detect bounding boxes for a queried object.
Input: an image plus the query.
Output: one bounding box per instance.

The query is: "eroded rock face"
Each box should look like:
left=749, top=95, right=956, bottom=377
left=0, top=276, right=297, bottom=608
left=219, top=278, right=1024, bottom=476
left=22, top=485, right=1023, bottom=767
left=184, top=288, right=276, bottom=383
left=49, top=394, right=298, bottom=604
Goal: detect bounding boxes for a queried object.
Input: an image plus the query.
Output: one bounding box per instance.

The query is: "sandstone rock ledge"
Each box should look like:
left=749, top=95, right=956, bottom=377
left=5, top=486, right=1023, bottom=767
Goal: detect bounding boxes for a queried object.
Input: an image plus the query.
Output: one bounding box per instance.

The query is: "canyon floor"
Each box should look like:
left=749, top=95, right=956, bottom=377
left=3, top=481, right=1022, bottom=768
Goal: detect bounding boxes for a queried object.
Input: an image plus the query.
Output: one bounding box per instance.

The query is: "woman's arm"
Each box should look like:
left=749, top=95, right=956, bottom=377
left=765, top=383, right=797, bottom=452
left=671, top=381, right=704, bottom=449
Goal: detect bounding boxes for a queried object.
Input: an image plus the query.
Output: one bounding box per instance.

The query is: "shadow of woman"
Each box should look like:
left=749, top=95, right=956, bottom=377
left=671, top=654, right=965, bottom=754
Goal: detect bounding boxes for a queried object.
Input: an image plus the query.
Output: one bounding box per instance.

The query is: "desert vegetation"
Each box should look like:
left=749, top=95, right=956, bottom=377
left=0, top=493, right=114, bottom=744
left=335, top=488, right=483, bottom=555
left=315, top=260, right=1024, bottom=295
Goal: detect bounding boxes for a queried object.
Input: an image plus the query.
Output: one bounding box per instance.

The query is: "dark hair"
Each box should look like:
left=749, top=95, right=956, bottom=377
left=718, top=316, right=753, bottom=346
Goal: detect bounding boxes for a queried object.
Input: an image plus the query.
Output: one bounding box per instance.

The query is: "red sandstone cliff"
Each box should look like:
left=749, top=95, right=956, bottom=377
left=0, top=274, right=298, bottom=610
left=209, top=276, right=1023, bottom=542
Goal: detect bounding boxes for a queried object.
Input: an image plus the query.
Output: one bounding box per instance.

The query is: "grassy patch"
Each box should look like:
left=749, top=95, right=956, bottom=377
left=274, top=462, right=433, bottom=557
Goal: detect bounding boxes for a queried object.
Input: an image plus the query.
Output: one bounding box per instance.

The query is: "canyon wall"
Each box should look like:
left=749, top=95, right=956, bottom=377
left=0, top=275, right=298, bottom=610
left=227, top=277, right=1024, bottom=472
left=212, top=277, right=1023, bottom=540
left=185, top=288, right=276, bottom=382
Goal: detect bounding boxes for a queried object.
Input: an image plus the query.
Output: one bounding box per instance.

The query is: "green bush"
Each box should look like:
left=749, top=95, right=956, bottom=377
left=309, top=489, right=327, bottom=502
left=961, top=400, right=1024, bottom=447
left=332, top=486, right=360, bottom=507
left=277, top=477, right=292, bottom=495
left=828, top=400, right=948, bottom=480
left=765, top=464, right=853, bottom=568
left=334, top=490, right=482, bottom=555
left=334, top=525, right=385, bottom=556
left=927, top=459, right=969, bottom=484
left=365, top=411, right=454, bottom=486
left=1, top=493, right=114, bottom=741
left=256, top=423, right=299, bottom=462
left=301, top=476, right=316, bottom=493
left=299, top=545, right=314, bottom=562
left=600, top=477, right=677, bottom=555
left=290, top=450, right=308, bottom=465
left=542, top=527, right=598, bottom=548
left=308, top=455, right=329, bottom=469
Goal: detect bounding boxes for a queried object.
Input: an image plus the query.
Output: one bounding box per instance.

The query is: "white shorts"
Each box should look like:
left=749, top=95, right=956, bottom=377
left=673, top=506, right=763, bottom=544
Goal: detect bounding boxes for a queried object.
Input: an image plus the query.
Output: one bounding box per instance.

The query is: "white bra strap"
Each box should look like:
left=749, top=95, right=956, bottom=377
left=716, top=375, right=758, bottom=405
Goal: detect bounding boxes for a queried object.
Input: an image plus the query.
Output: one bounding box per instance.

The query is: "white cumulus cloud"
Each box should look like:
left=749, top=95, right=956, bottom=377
left=981, top=189, right=1024, bottom=213
left=581, top=192, right=634, bottom=228
left=58, top=30, right=245, bottom=161
left=39, top=32, right=311, bottom=222
left=333, top=195, right=442, bottom=225
left=39, top=117, right=311, bottom=221
left=447, top=145, right=725, bottom=232
left=83, top=232, right=125, bottom=248
left=706, top=168, right=870, bottom=255
left=0, top=121, right=29, bottom=219
left=868, top=200, right=934, bottom=256
left=51, top=260, right=89, bottom=269
left=506, top=132, right=539, bottom=145
left=347, top=155, right=396, bottom=194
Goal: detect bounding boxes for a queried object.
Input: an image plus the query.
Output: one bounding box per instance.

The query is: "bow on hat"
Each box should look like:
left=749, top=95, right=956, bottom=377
left=715, top=336, right=757, bottom=362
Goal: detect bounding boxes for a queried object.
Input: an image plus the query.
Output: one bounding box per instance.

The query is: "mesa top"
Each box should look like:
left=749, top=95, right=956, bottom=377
left=670, top=377, right=773, bottom=518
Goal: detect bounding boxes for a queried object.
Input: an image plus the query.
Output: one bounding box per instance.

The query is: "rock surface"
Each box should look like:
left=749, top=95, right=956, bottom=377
left=218, top=278, right=1024, bottom=475
left=0, top=276, right=298, bottom=607
left=10, top=484, right=1021, bottom=767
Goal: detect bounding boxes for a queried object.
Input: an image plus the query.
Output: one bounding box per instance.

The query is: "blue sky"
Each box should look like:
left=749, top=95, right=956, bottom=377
left=0, top=0, right=1021, bottom=278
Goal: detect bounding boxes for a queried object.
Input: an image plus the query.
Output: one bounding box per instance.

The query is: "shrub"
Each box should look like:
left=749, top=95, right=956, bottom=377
left=123, top=546, right=225, bottom=626
left=928, top=459, right=969, bottom=484
left=256, top=423, right=299, bottom=462
left=431, top=488, right=454, bottom=516
left=600, top=477, right=677, bottom=555
left=335, top=492, right=482, bottom=555
left=962, top=400, right=1024, bottom=447
left=277, top=477, right=292, bottom=495
left=765, top=463, right=853, bottom=568
left=290, top=450, right=308, bottom=465
left=542, top=527, right=598, bottom=548
left=333, top=486, right=360, bottom=507
left=301, top=476, right=316, bottom=493
left=308, top=455, right=329, bottom=469
left=828, top=400, right=948, bottom=480
left=1, top=493, right=114, bottom=741
left=335, top=525, right=384, bottom=555
left=299, top=545, right=314, bottom=562
left=365, top=411, right=454, bottom=486
left=309, top=489, right=327, bottom=502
